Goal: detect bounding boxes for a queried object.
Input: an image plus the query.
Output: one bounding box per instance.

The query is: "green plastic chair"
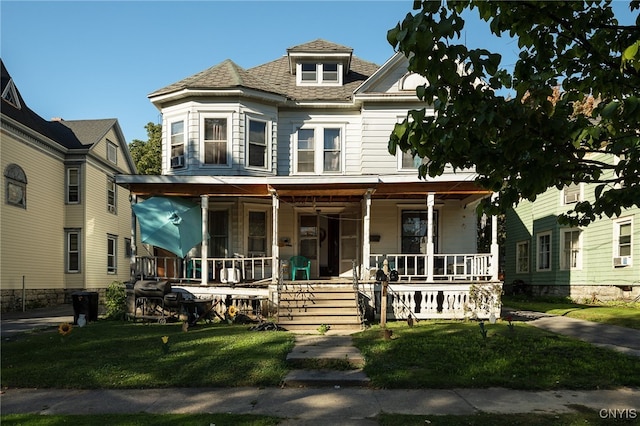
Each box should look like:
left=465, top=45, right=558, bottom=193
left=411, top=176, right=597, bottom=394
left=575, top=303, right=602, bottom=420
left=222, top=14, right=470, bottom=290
left=290, top=256, right=311, bottom=280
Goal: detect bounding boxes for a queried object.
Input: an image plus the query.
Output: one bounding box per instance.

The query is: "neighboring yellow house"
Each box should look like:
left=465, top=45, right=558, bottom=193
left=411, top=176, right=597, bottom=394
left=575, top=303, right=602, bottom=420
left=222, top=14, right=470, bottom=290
left=1, top=59, right=137, bottom=311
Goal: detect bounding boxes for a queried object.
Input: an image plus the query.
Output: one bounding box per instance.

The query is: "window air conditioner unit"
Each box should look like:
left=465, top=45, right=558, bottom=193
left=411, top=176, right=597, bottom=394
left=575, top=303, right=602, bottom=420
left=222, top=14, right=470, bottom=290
left=564, top=193, right=579, bottom=204
left=613, top=256, right=631, bottom=267
left=171, top=155, right=185, bottom=168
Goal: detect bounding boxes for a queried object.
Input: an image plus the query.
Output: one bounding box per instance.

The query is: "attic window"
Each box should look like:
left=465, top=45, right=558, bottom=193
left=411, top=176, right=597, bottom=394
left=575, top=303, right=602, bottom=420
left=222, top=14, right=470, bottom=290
left=297, top=63, right=342, bottom=86
left=1, top=79, right=21, bottom=109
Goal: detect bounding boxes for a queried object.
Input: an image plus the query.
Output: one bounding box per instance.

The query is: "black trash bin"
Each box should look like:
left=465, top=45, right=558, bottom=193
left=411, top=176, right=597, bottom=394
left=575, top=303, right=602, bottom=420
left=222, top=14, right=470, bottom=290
left=72, top=291, right=99, bottom=324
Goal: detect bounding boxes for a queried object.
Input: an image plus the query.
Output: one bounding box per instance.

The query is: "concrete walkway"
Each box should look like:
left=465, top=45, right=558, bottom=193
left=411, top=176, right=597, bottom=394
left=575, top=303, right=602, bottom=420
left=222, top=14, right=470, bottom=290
left=2, top=304, right=640, bottom=423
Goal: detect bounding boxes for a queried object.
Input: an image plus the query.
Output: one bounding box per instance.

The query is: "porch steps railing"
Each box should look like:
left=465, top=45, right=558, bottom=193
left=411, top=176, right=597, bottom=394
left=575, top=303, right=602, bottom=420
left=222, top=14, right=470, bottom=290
left=277, top=283, right=364, bottom=332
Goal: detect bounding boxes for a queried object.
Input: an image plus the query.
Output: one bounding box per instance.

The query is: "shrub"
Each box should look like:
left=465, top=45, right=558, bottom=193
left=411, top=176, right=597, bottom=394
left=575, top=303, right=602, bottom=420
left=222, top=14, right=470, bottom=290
left=105, top=281, right=127, bottom=320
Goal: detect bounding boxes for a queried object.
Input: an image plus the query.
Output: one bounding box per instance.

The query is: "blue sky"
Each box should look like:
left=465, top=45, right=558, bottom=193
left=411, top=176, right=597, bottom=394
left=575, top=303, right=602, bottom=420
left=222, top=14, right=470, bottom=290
left=0, top=1, right=633, bottom=143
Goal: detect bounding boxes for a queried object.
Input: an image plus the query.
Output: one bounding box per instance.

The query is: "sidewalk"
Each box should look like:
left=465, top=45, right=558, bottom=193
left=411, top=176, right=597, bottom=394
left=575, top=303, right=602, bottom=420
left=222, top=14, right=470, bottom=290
left=2, top=305, right=640, bottom=423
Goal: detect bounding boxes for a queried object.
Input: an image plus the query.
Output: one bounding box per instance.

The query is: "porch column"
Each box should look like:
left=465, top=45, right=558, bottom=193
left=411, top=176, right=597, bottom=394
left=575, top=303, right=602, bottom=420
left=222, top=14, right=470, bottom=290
left=490, top=193, right=499, bottom=281
left=130, top=194, right=137, bottom=280
left=427, top=193, right=435, bottom=281
left=362, top=189, right=373, bottom=280
left=200, top=195, right=209, bottom=286
left=271, top=190, right=280, bottom=283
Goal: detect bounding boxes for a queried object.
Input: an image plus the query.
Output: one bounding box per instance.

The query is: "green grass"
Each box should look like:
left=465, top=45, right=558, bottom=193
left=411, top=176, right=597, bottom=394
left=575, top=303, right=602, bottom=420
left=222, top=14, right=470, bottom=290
left=1, top=413, right=281, bottom=426
left=1, top=321, right=294, bottom=389
left=377, top=409, right=639, bottom=425
left=352, top=320, right=640, bottom=390
left=503, top=295, right=640, bottom=329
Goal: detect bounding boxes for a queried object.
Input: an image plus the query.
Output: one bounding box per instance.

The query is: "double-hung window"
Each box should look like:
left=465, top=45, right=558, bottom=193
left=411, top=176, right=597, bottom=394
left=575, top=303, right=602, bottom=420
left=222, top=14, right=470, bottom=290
left=247, top=119, right=268, bottom=169
left=66, top=167, right=80, bottom=204
left=613, top=218, right=633, bottom=266
left=560, top=229, right=582, bottom=270
left=170, top=120, right=185, bottom=168
left=107, top=178, right=116, bottom=214
left=516, top=241, right=530, bottom=273
left=66, top=229, right=80, bottom=273
left=537, top=231, right=552, bottom=271
left=203, top=117, right=229, bottom=166
left=107, top=234, right=117, bottom=274
left=295, top=126, right=343, bottom=174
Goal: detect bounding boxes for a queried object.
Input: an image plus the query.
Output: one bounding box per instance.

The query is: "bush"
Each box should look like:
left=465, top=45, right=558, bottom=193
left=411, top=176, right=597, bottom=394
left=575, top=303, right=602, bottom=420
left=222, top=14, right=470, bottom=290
left=105, top=281, right=127, bottom=320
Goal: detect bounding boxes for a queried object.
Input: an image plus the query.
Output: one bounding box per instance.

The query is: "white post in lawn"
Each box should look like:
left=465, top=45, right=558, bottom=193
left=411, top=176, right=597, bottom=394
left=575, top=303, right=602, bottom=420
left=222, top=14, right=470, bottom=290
left=201, top=195, right=209, bottom=286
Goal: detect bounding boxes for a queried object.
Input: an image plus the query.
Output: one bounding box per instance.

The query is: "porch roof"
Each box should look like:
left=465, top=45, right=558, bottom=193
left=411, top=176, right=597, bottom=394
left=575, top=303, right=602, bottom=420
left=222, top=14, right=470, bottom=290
left=115, top=174, right=491, bottom=202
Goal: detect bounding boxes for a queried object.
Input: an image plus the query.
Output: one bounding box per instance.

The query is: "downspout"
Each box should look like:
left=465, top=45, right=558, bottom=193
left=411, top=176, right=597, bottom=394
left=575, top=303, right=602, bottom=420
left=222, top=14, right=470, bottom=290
left=270, top=189, right=279, bottom=283
left=201, top=195, right=209, bottom=286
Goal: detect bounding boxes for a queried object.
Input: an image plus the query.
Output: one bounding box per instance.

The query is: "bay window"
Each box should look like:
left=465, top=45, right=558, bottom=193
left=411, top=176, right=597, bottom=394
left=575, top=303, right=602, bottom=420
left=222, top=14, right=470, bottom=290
left=203, top=117, right=229, bottom=165
left=247, top=119, right=268, bottom=169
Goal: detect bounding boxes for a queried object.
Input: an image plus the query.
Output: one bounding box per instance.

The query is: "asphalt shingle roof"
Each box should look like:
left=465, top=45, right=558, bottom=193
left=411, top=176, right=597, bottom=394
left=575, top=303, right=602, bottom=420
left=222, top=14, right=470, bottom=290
left=1, top=59, right=117, bottom=150
left=149, top=39, right=380, bottom=103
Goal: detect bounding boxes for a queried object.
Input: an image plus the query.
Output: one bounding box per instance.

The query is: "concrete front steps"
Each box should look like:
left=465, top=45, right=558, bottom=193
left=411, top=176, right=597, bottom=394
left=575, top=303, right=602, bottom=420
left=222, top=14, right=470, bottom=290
left=277, top=283, right=363, bottom=333
left=283, top=335, right=371, bottom=388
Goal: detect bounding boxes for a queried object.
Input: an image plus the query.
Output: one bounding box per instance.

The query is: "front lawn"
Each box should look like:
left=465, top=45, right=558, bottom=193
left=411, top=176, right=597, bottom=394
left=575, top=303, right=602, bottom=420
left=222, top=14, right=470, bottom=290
left=503, top=295, right=640, bottom=330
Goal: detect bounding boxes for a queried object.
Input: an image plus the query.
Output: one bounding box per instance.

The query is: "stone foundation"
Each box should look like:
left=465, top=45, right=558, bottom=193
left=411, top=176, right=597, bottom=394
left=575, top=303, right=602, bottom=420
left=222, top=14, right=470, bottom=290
left=1, top=288, right=106, bottom=313
left=512, top=284, right=639, bottom=303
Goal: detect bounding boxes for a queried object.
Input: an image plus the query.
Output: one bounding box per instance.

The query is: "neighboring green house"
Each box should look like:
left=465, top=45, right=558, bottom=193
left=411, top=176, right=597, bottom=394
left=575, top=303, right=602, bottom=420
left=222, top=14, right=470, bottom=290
left=504, top=153, right=639, bottom=301
left=1, top=59, right=137, bottom=311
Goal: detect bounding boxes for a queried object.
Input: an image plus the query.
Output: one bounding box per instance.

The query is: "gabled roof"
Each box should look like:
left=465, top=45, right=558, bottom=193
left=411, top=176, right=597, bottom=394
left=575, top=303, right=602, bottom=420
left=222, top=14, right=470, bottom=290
left=1, top=59, right=129, bottom=155
left=149, top=40, right=379, bottom=104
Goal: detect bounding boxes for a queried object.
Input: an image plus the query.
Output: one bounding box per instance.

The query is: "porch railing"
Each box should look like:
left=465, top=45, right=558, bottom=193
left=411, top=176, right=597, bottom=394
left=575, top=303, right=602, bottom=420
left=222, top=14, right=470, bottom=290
left=372, top=282, right=502, bottom=320
left=370, top=253, right=493, bottom=281
left=134, top=255, right=272, bottom=283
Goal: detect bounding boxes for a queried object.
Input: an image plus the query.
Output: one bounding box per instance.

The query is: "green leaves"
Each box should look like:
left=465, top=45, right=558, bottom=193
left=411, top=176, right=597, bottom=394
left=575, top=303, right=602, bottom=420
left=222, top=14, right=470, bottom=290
left=387, top=1, right=640, bottom=226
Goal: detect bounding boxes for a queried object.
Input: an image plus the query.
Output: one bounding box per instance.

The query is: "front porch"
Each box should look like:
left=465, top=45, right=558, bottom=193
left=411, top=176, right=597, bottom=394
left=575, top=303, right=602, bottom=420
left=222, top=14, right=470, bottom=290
left=130, top=254, right=502, bottom=327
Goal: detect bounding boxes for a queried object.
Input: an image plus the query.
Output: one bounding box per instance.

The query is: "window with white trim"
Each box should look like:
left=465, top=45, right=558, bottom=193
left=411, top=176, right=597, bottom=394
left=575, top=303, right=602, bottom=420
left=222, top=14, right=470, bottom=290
left=66, top=167, right=80, bottom=204
left=202, top=116, right=229, bottom=166
left=563, top=183, right=581, bottom=204
left=66, top=229, right=80, bottom=273
left=107, top=140, right=118, bottom=164
left=613, top=218, right=633, bottom=266
left=107, top=234, right=117, bottom=274
left=516, top=240, right=529, bottom=273
left=537, top=231, right=552, bottom=271
left=170, top=120, right=185, bottom=168
left=107, top=178, right=116, bottom=214
left=247, top=119, right=268, bottom=169
left=560, top=229, right=582, bottom=270
left=295, top=126, right=343, bottom=174
left=297, top=63, right=342, bottom=85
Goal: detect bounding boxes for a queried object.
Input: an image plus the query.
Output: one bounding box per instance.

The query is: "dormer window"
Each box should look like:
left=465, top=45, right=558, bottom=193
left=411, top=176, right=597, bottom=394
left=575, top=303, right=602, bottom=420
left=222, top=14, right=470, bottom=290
left=297, top=63, right=342, bottom=86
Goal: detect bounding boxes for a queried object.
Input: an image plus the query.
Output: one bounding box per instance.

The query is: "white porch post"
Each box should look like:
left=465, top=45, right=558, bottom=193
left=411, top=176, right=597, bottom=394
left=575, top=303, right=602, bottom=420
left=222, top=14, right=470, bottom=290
left=490, top=193, right=500, bottom=281
left=200, top=195, right=209, bottom=286
left=271, top=190, right=280, bottom=283
left=130, top=194, right=137, bottom=280
left=362, top=189, right=372, bottom=280
left=427, top=193, right=435, bottom=281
